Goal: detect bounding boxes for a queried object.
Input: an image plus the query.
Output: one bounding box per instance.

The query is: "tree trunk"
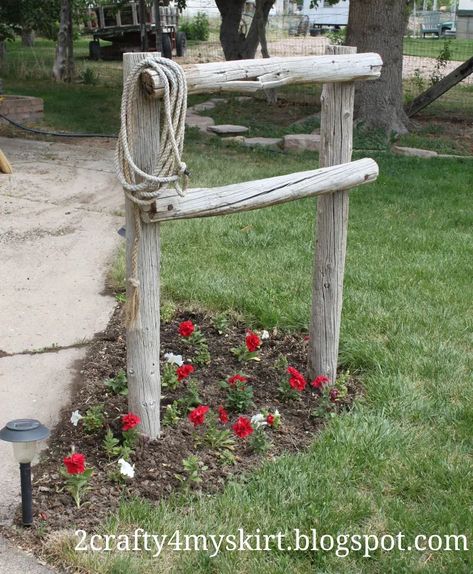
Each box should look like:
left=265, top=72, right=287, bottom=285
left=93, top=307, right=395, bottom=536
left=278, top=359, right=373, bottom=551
left=53, top=0, right=74, bottom=82
left=0, top=41, right=5, bottom=65
left=216, top=0, right=274, bottom=60
left=346, top=0, right=411, bottom=134
left=21, top=29, right=35, bottom=47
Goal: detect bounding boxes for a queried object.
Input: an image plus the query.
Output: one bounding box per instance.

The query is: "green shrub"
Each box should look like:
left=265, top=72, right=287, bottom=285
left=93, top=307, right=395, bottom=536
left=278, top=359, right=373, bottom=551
left=179, top=12, right=209, bottom=41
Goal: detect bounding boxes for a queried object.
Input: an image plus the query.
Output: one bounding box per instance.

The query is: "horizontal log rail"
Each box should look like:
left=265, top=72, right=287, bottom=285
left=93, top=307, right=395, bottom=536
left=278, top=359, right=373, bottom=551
left=144, top=157, right=378, bottom=222
left=141, top=53, right=383, bottom=97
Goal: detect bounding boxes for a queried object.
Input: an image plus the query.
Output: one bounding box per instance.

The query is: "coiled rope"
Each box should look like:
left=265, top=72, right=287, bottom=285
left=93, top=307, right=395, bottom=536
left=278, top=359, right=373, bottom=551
left=115, top=57, right=188, bottom=327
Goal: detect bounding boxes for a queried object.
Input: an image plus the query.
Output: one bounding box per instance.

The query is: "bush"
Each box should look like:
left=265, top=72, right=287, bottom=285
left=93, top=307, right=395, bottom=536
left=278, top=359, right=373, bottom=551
left=179, top=12, right=209, bottom=41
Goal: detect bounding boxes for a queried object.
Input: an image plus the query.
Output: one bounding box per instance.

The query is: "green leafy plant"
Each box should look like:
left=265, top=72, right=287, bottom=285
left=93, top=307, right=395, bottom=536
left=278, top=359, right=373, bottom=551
left=161, top=301, right=177, bottom=323
left=431, top=38, right=451, bottom=85
left=103, top=428, right=121, bottom=459
left=201, top=411, right=236, bottom=452
left=179, top=12, right=209, bottom=41
left=248, top=427, right=270, bottom=454
left=104, top=370, right=128, bottom=396
left=162, top=362, right=179, bottom=389
left=193, top=344, right=211, bottom=367
left=175, top=455, right=208, bottom=486
left=274, top=353, right=289, bottom=372
left=212, top=313, right=230, bottom=334
left=163, top=401, right=181, bottom=427
left=178, top=379, right=202, bottom=411
left=81, top=66, right=99, bottom=85
left=82, top=405, right=105, bottom=433
left=221, top=374, right=254, bottom=413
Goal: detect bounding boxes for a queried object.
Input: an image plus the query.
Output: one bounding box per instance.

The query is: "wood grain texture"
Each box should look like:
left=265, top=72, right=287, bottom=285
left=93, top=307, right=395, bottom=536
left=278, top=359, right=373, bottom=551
left=147, top=158, right=378, bottom=222
left=141, top=53, right=383, bottom=97
left=308, top=45, right=357, bottom=383
left=123, top=53, right=162, bottom=439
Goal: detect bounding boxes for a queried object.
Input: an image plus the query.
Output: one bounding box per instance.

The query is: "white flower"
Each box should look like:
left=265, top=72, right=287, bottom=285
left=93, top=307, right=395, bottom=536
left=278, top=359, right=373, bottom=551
left=251, top=413, right=268, bottom=430
left=70, top=410, right=83, bottom=427
left=261, top=330, right=270, bottom=340
left=118, top=458, right=135, bottom=478
left=164, top=352, right=184, bottom=366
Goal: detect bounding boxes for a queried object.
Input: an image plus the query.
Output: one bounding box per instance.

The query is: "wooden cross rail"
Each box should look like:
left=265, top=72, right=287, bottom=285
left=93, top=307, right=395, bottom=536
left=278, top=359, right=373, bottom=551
left=143, top=158, right=378, bottom=222
left=122, top=47, right=382, bottom=439
left=141, top=53, right=383, bottom=96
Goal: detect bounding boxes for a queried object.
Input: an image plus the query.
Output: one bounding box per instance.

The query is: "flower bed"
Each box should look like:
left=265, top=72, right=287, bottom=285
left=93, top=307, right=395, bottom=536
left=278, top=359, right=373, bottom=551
left=6, top=304, right=359, bottom=543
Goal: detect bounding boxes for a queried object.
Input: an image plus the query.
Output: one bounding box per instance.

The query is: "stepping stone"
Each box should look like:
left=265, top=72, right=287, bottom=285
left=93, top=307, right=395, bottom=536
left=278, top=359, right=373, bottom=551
left=209, top=97, right=227, bottom=104
left=191, top=101, right=216, bottom=112
left=221, top=136, right=246, bottom=144
left=235, top=96, right=253, bottom=102
left=392, top=146, right=438, bottom=158
left=208, top=124, right=249, bottom=136
left=185, top=114, right=215, bottom=133
left=243, top=137, right=282, bottom=151
left=283, top=133, right=321, bottom=152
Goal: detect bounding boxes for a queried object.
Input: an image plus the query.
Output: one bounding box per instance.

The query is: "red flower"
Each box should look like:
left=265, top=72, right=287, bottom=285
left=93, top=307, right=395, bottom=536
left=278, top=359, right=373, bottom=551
left=232, top=416, right=254, bottom=438
left=287, top=366, right=307, bottom=392
left=266, top=413, right=275, bottom=426
left=179, top=320, right=195, bottom=337
left=245, top=330, right=261, bottom=353
left=188, top=405, right=209, bottom=427
left=218, top=406, right=229, bottom=424
left=63, top=453, right=86, bottom=475
left=177, top=364, right=194, bottom=381
left=311, top=375, right=330, bottom=389
left=122, top=413, right=141, bottom=431
left=329, top=388, right=340, bottom=403
left=228, top=374, right=248, bottom=386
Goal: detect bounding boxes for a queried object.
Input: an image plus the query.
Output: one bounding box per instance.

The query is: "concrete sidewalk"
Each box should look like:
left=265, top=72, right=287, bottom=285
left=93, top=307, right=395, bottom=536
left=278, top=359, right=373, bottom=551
left=0, top=136, right=124, bottom=572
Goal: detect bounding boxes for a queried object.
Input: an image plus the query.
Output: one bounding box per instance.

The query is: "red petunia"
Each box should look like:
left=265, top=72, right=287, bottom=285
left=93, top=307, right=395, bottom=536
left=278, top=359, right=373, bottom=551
left=266, top=413, right=275, bottom=426
left=228, top=374, right=248, bottom=386
left=232, top=416, right=254, bottom=438
left=63, top=453, right=86, bottom=475
left=218, top=406, right=229, bottom=424
left=177, top=364, right=194, bottom=381
left=311, top=375, right=330, bottom=389
left=179, top=320, right=195, bottom=337
left=245, top=330, right=261, bottom=353
left=121, top=412, right=141, bottom=431
left=287, top=366, right=307, bottom=392
left=329, top=388, right=339, bottom=403
left=188, top=405, right=209, bottom=427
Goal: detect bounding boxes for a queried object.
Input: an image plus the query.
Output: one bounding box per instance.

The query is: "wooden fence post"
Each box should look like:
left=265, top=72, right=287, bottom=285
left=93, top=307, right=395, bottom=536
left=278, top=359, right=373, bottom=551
left=123, top=53, right=162, bottom=439
left=308, top=44, right=356, bottom=383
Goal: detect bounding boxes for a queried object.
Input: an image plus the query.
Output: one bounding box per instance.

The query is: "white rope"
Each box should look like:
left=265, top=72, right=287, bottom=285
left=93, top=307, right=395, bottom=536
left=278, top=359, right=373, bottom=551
left=115, top=57, right=188, bottom=326
left=115, top=56, right=188, bottom=203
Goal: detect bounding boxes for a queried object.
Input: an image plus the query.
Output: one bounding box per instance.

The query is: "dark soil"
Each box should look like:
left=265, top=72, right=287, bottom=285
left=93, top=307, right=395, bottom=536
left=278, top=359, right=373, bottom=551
left=3, top=304, right=359, bottom=549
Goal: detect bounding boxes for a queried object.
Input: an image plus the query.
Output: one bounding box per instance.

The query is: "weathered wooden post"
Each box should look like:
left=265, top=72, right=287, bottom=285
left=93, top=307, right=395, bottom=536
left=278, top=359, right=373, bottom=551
left=123, top=53, right=162, bottom=439
left=308, top=45, right=357, bottom=382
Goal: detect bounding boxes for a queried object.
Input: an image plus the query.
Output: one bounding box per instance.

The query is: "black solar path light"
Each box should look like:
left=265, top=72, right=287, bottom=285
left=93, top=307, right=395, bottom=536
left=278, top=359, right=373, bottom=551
left=0, top=419, right=50, bottom=526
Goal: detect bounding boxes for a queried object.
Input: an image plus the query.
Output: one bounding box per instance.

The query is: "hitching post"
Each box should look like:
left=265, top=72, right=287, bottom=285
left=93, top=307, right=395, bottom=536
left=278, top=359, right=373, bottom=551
left=123, top=52, right=162, bottom=439
left=308, top=45, right=357, bottom=382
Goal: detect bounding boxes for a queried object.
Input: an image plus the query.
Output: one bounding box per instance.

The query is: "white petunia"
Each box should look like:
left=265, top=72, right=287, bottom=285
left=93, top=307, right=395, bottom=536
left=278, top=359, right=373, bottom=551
left=118, top=458, right=135, bottom=478
left=261, top=330, right=270, bottom=340
left=251, top=413, right=268, bottom=430
left=164, top=352, right=184, bottom=366
left=70, top=410, right=83, bottom=427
